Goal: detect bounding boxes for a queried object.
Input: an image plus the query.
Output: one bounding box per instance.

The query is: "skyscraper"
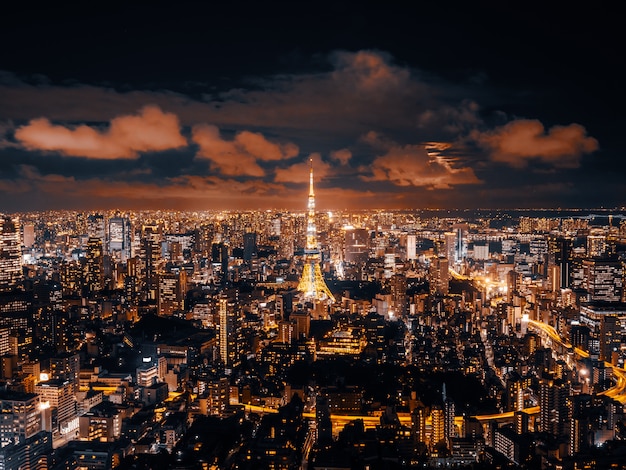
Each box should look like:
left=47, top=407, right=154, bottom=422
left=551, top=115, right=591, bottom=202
left=243, top=232, right=257, bottom=263
left=85, top=237, right=104, bottom=293
left=0, top=391, right=43, bottom=447
left=430, top=403, right=445, bottom=449
left=108, top=216, right=131, bottom=262
left=218, top=290, right=241, bottom=372
left=582, top=258, right=624, bottom=302
left=539, top=379, right=570, bottom=436
left=548, top=235, right=572, bottom=288
left=86, top=213, right=105, bottom=241
left=429, top=256, right=449, bottom=296
left=344, top=227, right=369, bottom=264
left=406, top=233, right=417, bottom=261
left=158, top=271, right=186, bottom=316
left=389, top=273, right=408, bottom=318
left=0, top=215, right=22, bottom=292
left=297, top=160, right=335, bottom=303
left=140, top=224, right=161, bottom=300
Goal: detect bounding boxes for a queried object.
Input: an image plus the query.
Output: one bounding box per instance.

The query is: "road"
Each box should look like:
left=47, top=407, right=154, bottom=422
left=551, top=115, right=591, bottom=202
left=240, top=318, right=626, bottom=438
left=526, top=319, right=626, bottom=404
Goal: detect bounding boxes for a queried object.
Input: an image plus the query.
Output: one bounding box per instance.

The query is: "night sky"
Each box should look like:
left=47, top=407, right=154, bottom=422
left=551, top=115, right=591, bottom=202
left=1, top=2, right=623, bottom=212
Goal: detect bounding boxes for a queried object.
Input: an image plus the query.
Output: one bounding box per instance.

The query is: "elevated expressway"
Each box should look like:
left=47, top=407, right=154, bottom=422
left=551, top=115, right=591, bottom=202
left=525, top=319, right=626, bottom=405
left=241, top=320, right=626, bottom=432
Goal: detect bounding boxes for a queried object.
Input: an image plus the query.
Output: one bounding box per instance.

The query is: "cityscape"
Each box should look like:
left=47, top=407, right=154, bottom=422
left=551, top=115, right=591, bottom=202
left=1, top=2, right=625, bottom=469
left=2, top=164, right=626, bottom=468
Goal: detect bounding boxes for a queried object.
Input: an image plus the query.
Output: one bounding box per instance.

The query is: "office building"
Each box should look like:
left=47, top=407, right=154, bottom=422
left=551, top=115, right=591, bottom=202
left=0, top=216, right=22, bottom=292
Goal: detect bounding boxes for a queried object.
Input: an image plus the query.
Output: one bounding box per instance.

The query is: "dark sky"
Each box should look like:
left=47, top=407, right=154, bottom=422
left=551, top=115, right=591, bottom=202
left=1, top=2, right=623, bottom=212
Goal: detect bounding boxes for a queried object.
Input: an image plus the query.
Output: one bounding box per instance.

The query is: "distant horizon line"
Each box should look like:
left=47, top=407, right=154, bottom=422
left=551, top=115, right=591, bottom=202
left=4, top=207, right=626, bottom=215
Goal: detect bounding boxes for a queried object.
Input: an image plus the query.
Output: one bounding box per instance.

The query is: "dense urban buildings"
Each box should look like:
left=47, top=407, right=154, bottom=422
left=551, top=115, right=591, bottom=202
left=1, top=205, right=626, bottom=469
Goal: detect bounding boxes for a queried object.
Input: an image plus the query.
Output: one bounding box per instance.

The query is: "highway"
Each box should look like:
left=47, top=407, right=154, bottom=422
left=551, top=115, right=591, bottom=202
left=526, top=319, right=626, bottom=404
left=240, top=318, right=626, bottom=437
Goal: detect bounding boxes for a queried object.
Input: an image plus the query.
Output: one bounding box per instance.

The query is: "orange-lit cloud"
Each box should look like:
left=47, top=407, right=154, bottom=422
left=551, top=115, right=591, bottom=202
left=473, top=119, right=598, bottom=168
left=362, top=132, right=481, bottom=189
left=14, top=105, right=187, bottom=159
left=274, top=153, right=331, bottom=183
left=1, top=166, right=298, bottom=210
left=0, top=165, right=447, bottom=211
left=192, top=124, right=299, bottom=177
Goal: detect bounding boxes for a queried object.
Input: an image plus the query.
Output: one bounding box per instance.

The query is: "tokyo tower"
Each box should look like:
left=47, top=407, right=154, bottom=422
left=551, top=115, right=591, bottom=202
left=297, top=159, right=335, bottom=303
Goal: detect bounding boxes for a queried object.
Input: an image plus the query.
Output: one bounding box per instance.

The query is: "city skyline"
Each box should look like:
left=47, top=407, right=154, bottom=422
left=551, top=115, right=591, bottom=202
left=1, top=3, right=624, bottom=212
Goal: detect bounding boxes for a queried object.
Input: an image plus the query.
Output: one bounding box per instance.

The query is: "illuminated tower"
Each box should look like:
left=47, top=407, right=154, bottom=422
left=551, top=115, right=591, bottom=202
left=297, top=160, right=335, bottom=303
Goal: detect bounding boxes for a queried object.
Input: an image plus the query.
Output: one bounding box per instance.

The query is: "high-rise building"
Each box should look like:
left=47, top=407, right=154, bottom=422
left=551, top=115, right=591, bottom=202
left=539, top=379, right=570, bottom=436
left=582, top=258, right=623, bottom=302
left=85, top=237, right=104, bottom=293
left=297, top=160, right=335, bottom=304
left=587, top=233, right=607, bottom=258
left=599, top=315, right=621, bottom=363
left=289, top=310, right=310, bottom=341
left=411, top=401, right=427, bottom=445
left=430, top=404, right=445, bottom=449
left=0, top=216, right=22, bottom=292
left=444, top=398, right=456, bottom=446
left=49, top=353, right=80, bottom=391
left=107, top=217, right=131, bottom=262
left=389, top=273, right=408, bottom=318
left=406, top=234, right=417, bottom=261
left=0, top=391, right=43, bottom=447
left=344, top=227, right=369, bottom=264
left=0, top=327, right=9, bottom=357
left=315, top=395, right=332, bottom=446
left=568, top=394, right=593, bottom=456
left=453, top=223, right=467, bottom=263
left=429, top=256, right=449, bottom=296
left=548, top=235, right=572, bottom=288
left=514, top=410, right=529, bottom=435
left=0, top=430, right=51, bottom=469
left=199, top=377, right=229, bottom=417
left=140, top=224, right=161, bottom=300
left=157, top=271, right=186, bottom=316
left=218, top=290, right=241, bottom=371
left=86, top=214, right=105, bottom=241
left=211, top=242, right=229, bottom=284
left=34, top=379, right=77, bottom=433
left=22, top=223, right=35, bottom=248
left=243, top=232, right=257, bottom=263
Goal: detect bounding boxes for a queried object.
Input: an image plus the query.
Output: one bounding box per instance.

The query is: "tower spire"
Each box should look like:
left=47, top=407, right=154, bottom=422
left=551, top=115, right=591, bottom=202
left=298, top=159, right=335, bottom=304
left=309, top=158, right=315, bottom=198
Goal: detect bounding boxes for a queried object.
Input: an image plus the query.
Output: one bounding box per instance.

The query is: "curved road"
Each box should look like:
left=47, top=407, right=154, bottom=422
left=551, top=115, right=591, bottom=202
left=526, top=319, right=626, bottom=404
left=242, top=318, right=626, bottom=433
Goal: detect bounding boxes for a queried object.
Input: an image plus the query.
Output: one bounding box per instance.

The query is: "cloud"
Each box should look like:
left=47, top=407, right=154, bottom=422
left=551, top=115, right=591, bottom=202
left=417, top=100, right=483, bottom=135
left=274, top=153, right=331, bottom=183
left=14, top=105, right=187, bottom=159
left=195, top=50, right=440, bottom=141
left=329, top=148, right=352, bottom=164
left=0, top=165, right=297, bottom=211
left=362, top=132, right=481, bottom=189
left=330, top=50, right=410, bottom=92
left=472, top=119, right=599, bottom=168
left=0, top=50, right=475, bottom=152
left=192, top=124, right=299, bottom=177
